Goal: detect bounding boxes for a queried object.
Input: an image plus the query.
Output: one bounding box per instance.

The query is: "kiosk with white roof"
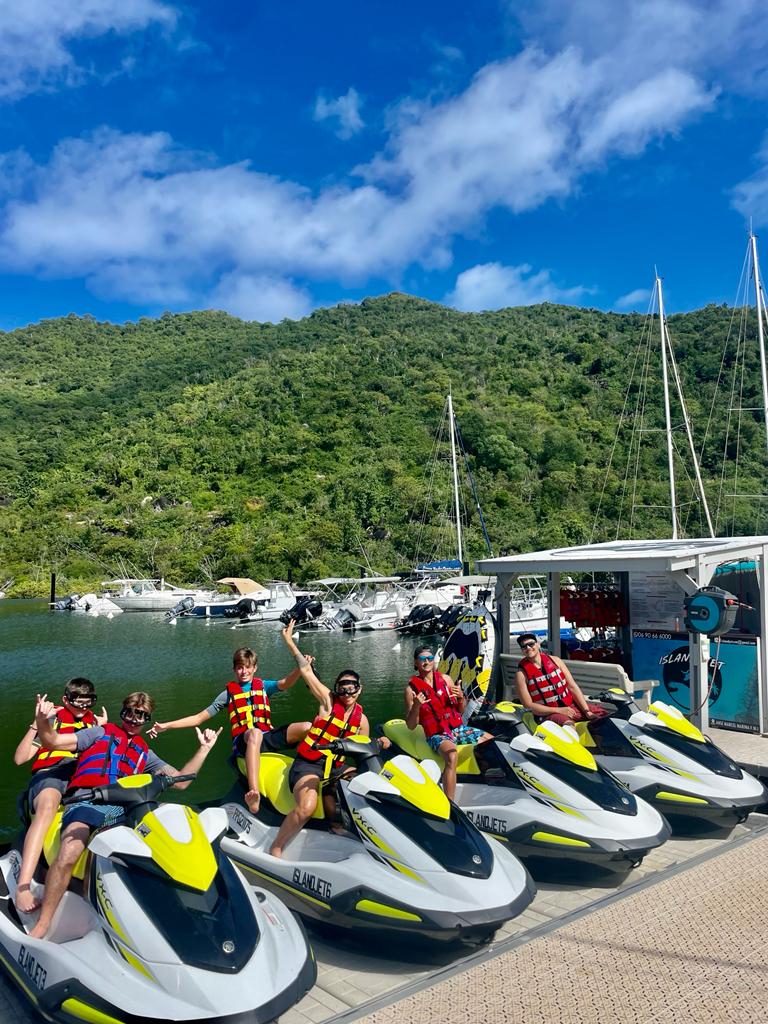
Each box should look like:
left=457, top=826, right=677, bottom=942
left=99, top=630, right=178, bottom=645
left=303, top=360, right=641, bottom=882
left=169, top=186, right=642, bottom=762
left=478, top=537, right=768, bottom=733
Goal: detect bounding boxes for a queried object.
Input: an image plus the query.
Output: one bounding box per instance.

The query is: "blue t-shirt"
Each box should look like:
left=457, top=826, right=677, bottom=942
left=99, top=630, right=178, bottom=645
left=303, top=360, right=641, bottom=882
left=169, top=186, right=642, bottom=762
left=204, top=679, right=279, bottom=719
left=75, top=726, right=168, bottom=774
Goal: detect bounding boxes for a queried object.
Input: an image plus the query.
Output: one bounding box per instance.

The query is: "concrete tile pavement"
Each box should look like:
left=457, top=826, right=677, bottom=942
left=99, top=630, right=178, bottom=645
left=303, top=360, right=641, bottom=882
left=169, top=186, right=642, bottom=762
left=355, top=827, right=768, bottom=1024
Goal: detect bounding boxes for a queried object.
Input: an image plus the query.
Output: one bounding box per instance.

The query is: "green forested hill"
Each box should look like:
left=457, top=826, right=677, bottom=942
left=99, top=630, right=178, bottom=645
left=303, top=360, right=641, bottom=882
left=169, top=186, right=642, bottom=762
left=0, top=297, right=763, bottom=595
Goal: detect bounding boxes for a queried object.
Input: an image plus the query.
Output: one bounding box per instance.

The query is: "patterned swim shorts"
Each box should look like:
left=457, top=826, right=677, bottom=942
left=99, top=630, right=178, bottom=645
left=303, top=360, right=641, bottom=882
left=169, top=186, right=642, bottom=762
left=426, top=725, right=487, bottom=753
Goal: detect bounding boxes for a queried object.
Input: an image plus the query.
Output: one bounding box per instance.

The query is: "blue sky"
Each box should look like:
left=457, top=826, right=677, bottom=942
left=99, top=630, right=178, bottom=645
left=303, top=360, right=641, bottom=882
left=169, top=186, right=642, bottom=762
left=1, top=0, right=767, bottom=328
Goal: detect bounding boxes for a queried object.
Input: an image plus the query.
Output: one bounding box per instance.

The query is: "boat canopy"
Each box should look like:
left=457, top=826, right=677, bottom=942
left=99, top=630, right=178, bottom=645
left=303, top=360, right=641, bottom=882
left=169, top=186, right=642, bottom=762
left=432, top=574, right=496, bottom=587
left=216, top=577, right=267, bottom=594
left=307, top=576, right=402, bottom=586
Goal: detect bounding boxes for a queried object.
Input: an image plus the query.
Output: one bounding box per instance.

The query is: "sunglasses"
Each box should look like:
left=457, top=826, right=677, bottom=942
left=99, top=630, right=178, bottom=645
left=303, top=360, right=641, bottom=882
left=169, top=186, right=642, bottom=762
left=64, top=693, right=96, bottom=706
left=417, top=654, right=434, bottom=662
left=120, top=707, right=151, bottom=724
left=519, top=641, right=538, bottom=650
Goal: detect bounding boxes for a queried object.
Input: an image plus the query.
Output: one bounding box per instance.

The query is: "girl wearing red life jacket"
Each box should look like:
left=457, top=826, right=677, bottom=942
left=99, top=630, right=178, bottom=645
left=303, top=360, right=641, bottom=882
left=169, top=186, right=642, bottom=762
left=12, top=679, right=104, bottom=915
left=270, top=621, right=371, bottom=859
left=404, top=647, right=492, bottom=801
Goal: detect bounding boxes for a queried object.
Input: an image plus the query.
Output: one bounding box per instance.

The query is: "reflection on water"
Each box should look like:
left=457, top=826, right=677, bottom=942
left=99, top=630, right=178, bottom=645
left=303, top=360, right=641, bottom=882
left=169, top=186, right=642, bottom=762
left=0, top=600, right=416, bottom=835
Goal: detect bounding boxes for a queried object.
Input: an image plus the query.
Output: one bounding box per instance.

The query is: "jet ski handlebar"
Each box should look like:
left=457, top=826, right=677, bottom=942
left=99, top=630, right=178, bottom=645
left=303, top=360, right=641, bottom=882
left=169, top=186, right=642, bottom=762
left=326, top=736, right=385, bottom=770
left=64, top=772, right=198, bottom=808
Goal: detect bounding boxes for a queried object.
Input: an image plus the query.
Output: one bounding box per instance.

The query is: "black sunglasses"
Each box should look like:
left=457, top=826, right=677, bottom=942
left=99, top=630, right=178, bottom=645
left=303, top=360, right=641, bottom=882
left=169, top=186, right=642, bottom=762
left=519, top=641, right=538, bottom=650
left=120, top=707, right=151, bottom=724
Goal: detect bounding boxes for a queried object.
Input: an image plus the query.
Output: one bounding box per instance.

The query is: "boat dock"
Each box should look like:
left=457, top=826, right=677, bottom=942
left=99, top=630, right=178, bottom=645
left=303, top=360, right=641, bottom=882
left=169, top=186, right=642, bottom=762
left=1, top=728, right=766, bottom=1024
left=284, top=725, right=768, bottom=1024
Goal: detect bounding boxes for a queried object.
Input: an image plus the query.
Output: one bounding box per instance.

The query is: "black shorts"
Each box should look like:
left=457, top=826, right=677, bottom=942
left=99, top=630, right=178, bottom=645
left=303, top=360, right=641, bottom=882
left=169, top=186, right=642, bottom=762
left=288, top=757, right=327, bottom=790
left=231, top=724, right=289, bottom=758
left=27, top=762, right=76, bottom=803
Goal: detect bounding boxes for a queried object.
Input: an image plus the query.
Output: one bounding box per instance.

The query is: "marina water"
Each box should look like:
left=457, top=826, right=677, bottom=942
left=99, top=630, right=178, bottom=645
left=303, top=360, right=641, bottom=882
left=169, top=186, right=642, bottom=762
left=0, top=600, right=417, bottom=837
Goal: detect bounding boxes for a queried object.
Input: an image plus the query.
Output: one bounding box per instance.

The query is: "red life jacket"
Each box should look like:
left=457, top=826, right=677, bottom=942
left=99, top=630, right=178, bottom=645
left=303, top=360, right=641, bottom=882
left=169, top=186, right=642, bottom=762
left=296, top=700, right=363, bottom=768
left=30, top=708, right=96, bottom=772
left=518, top=652, right=573, bottom=708
left=226, top=679, right=272, bottom=738
left=68, top=723, right=149, bottom=789
left=408, top=673, right=463, bottom=737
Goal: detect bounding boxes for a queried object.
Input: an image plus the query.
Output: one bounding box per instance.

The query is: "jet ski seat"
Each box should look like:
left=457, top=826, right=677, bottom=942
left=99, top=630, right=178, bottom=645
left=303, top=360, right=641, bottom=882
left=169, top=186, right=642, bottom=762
left=256, top=754, right=326, bottom=819
left=383, top=720, right=482, bottom=774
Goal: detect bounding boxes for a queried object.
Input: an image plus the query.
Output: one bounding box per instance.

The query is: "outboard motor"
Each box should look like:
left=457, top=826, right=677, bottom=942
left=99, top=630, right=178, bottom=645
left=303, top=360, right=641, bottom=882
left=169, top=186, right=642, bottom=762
left=330, top=607, right=358, bottom=631
left=435, top=603, right=469, bottom=637
left=224, top=597, right=263, bottom=620
left=165, top=595, right=195, bottom=620
left=397, top=604, right=442, bottom=636
left=279, top=597, right=323, bottom=626
left=54, top=594, right=80, bottom=611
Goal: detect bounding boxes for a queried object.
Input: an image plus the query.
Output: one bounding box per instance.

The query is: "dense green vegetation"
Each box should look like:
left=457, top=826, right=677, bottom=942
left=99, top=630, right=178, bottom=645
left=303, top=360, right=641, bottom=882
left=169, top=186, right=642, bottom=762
left=0, top=297, right=764, bottom=596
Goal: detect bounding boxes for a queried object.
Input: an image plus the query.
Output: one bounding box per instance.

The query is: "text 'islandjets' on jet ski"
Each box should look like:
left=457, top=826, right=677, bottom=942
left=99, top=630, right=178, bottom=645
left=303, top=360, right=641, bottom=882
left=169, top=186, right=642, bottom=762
left=384, top=703, right=670, bottom=871
left=0, top=773, right=315, bottom=1024
left=221, top=736, right=536, bottom=944
left=574, top=691, right=767, bottom=826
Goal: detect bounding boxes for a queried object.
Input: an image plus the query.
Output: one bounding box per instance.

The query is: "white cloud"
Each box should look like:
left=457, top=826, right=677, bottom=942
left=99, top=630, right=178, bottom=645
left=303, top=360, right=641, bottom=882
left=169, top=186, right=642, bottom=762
left=0, top=0, right=177, bottom=100
left=0, top=1, right=765, bottom=319
left=208, top=272, right=312, bottom=322
left=447, top=262, right=590, bottom=311
left=313, top=88, right=365, bottom=140
left=615, top=287, right=652, bottom=310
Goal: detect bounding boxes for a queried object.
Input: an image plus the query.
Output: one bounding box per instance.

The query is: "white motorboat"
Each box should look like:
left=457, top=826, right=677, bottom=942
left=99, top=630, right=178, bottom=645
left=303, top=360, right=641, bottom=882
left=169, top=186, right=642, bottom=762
left=101, top=578, right=215, bottom=612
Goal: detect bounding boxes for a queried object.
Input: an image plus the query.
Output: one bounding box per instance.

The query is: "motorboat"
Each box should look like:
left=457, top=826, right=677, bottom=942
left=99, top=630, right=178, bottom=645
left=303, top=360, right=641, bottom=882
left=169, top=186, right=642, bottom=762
left=101, top=578, right=214, bottom=612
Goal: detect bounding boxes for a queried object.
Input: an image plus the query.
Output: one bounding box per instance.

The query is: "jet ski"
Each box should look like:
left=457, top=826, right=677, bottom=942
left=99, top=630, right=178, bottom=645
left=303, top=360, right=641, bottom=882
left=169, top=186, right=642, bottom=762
left=573, top=690, right=768, bottom=825
left=220, top=736, right=535, bottom=944
left=383, top=704, right=670, bottom=870
left=0, top=773, right=315, bottom=1023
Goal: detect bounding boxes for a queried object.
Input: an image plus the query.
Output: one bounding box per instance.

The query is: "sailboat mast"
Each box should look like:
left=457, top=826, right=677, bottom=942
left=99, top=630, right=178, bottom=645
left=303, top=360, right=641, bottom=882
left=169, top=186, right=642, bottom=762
left=749, top=234, right=768, bottom=455
left=656, top=276, right=679, bottom=539
left=447, top=392, right=464, bottom=567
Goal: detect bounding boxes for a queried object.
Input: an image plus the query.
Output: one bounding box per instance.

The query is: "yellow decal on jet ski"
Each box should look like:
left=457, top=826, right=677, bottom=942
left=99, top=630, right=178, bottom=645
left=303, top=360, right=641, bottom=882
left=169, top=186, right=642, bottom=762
left=573, top=722, right=596, bottom=748
left=629, top=738, right=697, bottom=779
left=654, top=791, right=709, bottom=805
left=531, top=831, right=591, bottom=848
left=534, top=724, right=597, bottom=771
left=137, top=806, right=217, bottom=891
left=381, top=761, right=450, bottom=819
left=116, top=774, right=153, bottom=789
left=355, top=899, right=422, bottom=921
left=495, top=701, right=522, bottom=713
left=352, top=808, right=396, bottom=856
left=60, top=998, right=125, bottom=1024
left=550, top=802, right=587, bottom=819
left=94, top=871, right=154, bottom=981
left=511, top=764, right=557, bottom=797
left=648, top=702, right=705, bottom=743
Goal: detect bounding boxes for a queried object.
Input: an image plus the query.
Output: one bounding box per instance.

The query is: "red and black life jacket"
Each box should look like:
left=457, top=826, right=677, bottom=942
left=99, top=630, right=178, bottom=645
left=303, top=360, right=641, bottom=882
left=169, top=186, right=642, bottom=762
left=408, top=673, right=463, bottom=737
left=68, top=723, right=149, bottom=789
left=518, top=653, right=573, bottom=708
left=296, top=700, right=363, bottom=769
left=30, top=708, right=97, bottom=772
left=226, top=679, right=272, bottom=738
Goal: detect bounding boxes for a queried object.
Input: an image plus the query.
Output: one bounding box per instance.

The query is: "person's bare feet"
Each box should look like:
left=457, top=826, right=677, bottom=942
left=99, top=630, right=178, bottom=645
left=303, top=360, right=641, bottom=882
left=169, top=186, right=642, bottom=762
left=14, top=884, right=40, bottom=914
left=28, top=920, right=47, bottom=939
left=245, top=789, right=260, bottom=813
left=269, top=845, right=282, bottom=859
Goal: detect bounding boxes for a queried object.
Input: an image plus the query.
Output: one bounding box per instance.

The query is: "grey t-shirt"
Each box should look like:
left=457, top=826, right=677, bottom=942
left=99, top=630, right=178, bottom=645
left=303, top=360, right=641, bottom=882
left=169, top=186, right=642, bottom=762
left=75, top=726, right=168, bottom=774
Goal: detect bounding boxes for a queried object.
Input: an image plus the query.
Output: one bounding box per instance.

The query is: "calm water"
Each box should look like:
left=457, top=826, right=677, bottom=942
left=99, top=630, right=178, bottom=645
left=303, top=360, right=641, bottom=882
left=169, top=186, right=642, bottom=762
left=0, top=600, right=416, bottom=836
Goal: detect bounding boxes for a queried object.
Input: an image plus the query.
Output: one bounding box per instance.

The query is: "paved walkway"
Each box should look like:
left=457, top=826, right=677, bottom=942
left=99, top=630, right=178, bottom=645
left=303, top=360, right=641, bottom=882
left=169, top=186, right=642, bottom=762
left=356, top=826, right=768, bottom=1024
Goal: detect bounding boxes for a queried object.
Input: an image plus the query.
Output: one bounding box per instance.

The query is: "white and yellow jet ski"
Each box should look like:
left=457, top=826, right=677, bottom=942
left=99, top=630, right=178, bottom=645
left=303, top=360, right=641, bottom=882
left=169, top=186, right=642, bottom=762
left=576, top=690, right=767, bottom=825
left=384, top=705, right=670, bottom=870
left=0, top=774, right=315, bottom=1023
left=221, top=737, right=535, bottom=944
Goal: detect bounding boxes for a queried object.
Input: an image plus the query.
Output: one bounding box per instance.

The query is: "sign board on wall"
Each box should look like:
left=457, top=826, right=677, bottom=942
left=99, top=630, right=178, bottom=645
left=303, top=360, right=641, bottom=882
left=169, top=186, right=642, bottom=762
left=628, top=572, right=686, bottom=632
left=631, top=630, right=760, bottom=733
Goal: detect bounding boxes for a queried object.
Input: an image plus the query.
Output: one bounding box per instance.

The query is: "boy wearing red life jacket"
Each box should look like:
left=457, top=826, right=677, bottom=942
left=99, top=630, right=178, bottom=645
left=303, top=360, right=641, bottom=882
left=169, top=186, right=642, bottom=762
left=404, top=646, right=493, bottom=800
left=515, top=633, right=608, bottom=725
left=28, top=691, right=221, bottom=940
left=149, top=647, right=311, bottom=815
left=11, top=678, right=107, bottom=914
left=270, top=621, right=370, bottom=859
